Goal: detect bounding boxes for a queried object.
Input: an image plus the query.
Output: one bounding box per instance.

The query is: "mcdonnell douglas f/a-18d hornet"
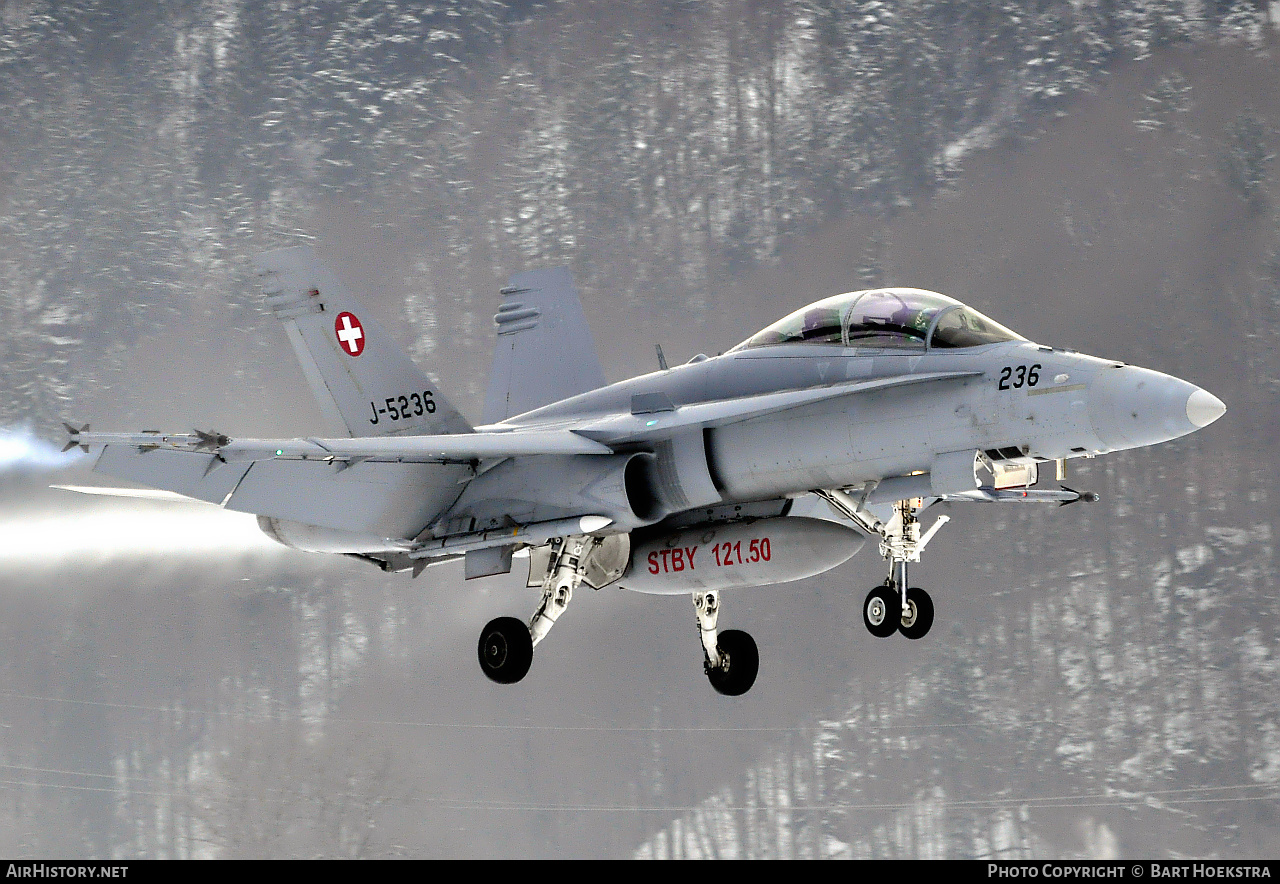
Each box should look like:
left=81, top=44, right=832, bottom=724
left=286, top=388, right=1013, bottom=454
left=63, top=246, right=1225, bottom=695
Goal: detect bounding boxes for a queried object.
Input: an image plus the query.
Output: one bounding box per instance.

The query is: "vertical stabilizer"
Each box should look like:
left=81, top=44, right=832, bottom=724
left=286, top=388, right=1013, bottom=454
left=482, top=267, right=606, bottom=423
left=253, top=246, right=471, bottom=437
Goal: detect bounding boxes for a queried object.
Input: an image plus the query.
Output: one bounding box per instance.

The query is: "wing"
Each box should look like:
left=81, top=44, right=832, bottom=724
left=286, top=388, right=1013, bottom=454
left=68, top=372, right=977, bottom=473
left=71, top=428, right=612, bottom=461
left=481, top=267, right=606, bottom=423
left=71, top=428, right=611, bottom=539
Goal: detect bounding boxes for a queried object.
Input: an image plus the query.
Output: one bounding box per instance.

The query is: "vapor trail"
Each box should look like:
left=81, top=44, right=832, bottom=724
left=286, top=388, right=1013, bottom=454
left=0, top=501, right=286, bottom=563
left=0, top=426, right=85, bottom=472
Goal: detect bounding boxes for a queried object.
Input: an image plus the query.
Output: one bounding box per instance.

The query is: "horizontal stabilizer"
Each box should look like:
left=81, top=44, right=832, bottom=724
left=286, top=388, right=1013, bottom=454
left=87, top=443, right=473, bottom=538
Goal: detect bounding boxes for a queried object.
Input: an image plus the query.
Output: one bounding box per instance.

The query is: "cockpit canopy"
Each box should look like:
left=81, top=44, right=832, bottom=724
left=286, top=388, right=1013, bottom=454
left=731, top=288, right=1025, bottom=353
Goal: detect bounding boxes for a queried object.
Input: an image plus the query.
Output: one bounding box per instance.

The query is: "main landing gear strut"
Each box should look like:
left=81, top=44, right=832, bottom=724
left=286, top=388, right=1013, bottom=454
left=694, top=590, right=758, bottom=696
left=818, top=490, right=947, bottom=641
left=477, top=534, right=599, bottom=685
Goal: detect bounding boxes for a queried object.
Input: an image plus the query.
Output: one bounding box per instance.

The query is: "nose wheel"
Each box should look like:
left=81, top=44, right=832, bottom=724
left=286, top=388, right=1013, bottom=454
left=898, top=586, right=934, bottom=640
left=863, top=583, right=934, bottom=639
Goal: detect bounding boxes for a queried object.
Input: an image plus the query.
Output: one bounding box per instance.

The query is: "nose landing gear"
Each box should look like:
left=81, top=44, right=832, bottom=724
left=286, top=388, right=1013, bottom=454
left=820, top=489, right=945, bottom=641
left=868, top=499, right=943, bottom=640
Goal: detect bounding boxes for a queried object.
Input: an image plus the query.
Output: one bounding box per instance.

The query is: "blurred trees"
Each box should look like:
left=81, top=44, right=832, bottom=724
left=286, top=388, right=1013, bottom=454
left=1222, top=111, right=1275, bottom=209
left=0, top=1, right=1278, bottom=858
left=0, top=0, right=1273, bottom=425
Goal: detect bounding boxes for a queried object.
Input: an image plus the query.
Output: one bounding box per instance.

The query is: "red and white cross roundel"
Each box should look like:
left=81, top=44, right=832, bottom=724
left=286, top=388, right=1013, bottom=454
left=335, top=311, right=365, bottom=356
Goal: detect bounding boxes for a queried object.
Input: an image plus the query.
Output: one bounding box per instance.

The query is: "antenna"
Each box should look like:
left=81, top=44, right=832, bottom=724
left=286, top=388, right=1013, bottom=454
left=654, top=344, right=668, bottom=371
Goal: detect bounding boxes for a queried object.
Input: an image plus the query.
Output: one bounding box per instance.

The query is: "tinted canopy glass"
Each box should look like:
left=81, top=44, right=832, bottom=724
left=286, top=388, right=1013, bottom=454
left=844, top=289, right=951, bottom=350
left=928, top=305, right=1025, bottom=348
left=733, top=288, right=1024, bottom=352
left=734, top=293, right=854, bottom=348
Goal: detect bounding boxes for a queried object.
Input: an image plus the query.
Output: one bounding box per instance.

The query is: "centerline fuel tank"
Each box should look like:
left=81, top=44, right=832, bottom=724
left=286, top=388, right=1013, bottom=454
left=616, top=516, right=866, bottom=595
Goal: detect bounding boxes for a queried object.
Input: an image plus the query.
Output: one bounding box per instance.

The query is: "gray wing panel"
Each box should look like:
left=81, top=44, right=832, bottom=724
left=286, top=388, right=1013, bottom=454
left=94, top=445, right=251, bottom=504
left=220, top=430, right=613, bottom=460
left=93, top=443, right=469, bottom=538
left=482, top=267, right=606, bottom=423
left=224, top=459, right=471, bottom=538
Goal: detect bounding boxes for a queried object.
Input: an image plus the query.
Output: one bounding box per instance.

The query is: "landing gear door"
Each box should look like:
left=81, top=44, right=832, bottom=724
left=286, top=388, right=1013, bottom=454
left=582, top=534, right=630, bottom=589
left=930, top=449, right=981, bottom=496
left=526, top=534, right=630, bottom=590
left=526, top=545, right=553, bottom=587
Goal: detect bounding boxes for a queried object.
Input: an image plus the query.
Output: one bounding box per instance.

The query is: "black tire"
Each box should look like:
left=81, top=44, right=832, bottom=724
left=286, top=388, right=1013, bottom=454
left=863, top=585, right=901, bottom=638
left=477, top=617, right=534, bottom=684
left=898, top=587, right=934, bottom=640
left=707, top=629, right=759, bottom=696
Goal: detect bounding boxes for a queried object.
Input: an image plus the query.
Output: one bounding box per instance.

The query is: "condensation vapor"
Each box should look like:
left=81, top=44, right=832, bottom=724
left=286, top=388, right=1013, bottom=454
left=0, top=426, right=85, bottom=472
left=0, top=501, right=287, bottom=564
left=0, top=426, right=287, bottom=563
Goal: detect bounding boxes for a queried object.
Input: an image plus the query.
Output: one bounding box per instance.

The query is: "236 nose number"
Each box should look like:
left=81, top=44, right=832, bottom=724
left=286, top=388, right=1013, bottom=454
left=998, top=363, right=1041, bottom=391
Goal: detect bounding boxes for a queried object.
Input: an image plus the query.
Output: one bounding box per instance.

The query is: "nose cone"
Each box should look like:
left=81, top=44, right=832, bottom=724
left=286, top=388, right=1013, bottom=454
left=1186, top=388, right=1226, bottom=429
left=1089, top=366, right=1225, bottom=450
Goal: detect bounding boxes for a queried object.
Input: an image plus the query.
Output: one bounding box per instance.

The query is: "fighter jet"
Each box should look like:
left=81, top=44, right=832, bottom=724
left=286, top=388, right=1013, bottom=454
left=63, top=246, right=1225, bottom=695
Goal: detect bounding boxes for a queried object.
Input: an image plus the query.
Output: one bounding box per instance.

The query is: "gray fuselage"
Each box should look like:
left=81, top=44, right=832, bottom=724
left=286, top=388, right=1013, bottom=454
left=496, top=339, right=1210, bottom=514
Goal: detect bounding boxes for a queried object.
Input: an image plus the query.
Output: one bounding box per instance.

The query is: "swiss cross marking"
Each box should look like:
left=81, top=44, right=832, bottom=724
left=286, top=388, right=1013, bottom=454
left=335, top=312, right=365, bottom=356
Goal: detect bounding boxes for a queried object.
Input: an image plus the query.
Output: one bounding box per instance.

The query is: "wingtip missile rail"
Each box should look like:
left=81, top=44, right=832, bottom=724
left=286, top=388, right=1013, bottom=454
left=63, top=428, right=229, bottom=455
left=60, top=421, right=90, bottom=453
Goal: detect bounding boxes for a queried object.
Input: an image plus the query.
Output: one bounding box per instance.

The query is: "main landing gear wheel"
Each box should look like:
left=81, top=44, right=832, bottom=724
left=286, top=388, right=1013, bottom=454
left=863, top=585, right=901, bottom=638
left=694, top=591, right=759, bottom=696
left=477, top=617, right=534, bottom=684
left=898, top=587, right=934, bottom=640
left=706, top=629, right=759, bottom=696
left=477, top=534, right=602, bottom=686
